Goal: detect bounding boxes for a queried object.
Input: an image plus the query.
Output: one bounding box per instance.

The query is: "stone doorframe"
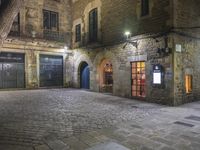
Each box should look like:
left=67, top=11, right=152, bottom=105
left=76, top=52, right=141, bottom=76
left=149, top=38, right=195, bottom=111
left=74, top=53, right=93, bottom=88
left=93, top=50, right=118, bottom=93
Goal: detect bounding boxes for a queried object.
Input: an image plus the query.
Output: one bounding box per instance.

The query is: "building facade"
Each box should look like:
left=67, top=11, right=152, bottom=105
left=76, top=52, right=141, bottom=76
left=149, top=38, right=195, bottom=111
left=0, top=0, right=72, bottom=89
left=70, top=0, right=200, bottom=106
left=1, top=0, right=200, bottom=105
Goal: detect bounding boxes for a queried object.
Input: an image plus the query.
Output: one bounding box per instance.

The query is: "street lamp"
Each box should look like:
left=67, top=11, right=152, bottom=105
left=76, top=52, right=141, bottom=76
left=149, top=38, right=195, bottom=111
left=125, top=31, right=131, bottom=39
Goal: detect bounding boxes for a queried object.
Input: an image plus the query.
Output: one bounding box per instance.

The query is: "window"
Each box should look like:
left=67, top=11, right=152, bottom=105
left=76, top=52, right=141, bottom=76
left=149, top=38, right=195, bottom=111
left=185, top=75, right=192, bottom=93
left=43, top=10, right=59, bottom=31
left=9, top=14, right=20, bottom=36
left=104, top=62, right=113, bottom=85
left=141, top=0, right=149, bottom=16
left=89, top=8, right=98, bottom=42
left=75, top=24, right=81, bottom=42
left=131, top=62, right=146, bottom=97
left=0, top=0, right=6, bottom=6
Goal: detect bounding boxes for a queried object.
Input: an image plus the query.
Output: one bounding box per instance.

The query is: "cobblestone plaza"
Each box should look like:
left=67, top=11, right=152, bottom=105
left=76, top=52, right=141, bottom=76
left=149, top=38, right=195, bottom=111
left=0, top=89, right=199, bottom=150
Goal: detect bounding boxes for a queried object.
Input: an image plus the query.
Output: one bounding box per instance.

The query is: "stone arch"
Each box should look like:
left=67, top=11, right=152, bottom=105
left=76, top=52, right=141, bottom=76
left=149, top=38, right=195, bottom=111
left=92, top=50, right=118, bottom=93
left=74, top=53, right=93, bottom=88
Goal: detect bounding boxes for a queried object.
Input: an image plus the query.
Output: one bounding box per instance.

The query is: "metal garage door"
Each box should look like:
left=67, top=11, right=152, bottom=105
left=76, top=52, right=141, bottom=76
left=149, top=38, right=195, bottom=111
left=40, top=55, right=63, bottom=87
left=0, top=52, right=25, bottom=89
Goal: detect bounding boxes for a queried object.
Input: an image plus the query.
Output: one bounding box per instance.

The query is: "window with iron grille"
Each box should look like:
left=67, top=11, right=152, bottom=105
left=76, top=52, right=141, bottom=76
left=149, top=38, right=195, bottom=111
left=141, top=0, right=149, bottom=16
left=75, top=24, right=81, bottom=42
left=89, top=8, right=98, bottom=42
left=43, top=10, right=59, bottom=31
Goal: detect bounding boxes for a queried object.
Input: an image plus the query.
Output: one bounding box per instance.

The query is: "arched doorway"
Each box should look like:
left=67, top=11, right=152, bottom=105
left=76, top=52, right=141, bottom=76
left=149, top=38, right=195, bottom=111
left=99, top=59, right=113, bottom=93
left=80, top=62, right=90, bottom=89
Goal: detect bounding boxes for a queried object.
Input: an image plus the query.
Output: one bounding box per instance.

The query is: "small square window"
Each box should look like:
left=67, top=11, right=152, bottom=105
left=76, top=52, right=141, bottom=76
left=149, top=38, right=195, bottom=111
left=75, top=24, right=81, bottom=42
left=185, top=75, right=192, bottom=93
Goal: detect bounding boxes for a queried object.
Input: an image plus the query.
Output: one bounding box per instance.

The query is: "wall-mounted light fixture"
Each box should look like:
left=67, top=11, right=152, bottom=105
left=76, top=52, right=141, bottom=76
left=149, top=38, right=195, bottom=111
left=125, top=31, right=131, bottom=39
left=31, top=31, right=36, bottom=38
left=123, top=31, right=138, bottom=49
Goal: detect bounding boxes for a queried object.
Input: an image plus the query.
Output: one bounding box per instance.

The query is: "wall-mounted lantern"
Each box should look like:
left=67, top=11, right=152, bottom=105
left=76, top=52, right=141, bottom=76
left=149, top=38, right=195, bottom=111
left=124, top=31, right=131, bottom=39
left=123, top=31, right=138, bottom=49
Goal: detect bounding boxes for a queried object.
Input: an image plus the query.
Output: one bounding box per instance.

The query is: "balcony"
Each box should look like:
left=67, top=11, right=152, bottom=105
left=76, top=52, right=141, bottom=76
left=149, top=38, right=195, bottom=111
left=43, top=30, right=70, bottom=43
left=8, top=29, right=71, bottom=45
left=79, top=32, right=102, bottom=48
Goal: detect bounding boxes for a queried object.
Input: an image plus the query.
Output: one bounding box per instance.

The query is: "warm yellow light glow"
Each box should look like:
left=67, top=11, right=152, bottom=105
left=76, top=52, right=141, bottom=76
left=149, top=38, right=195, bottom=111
left=185, top=75, right=192, bottom=93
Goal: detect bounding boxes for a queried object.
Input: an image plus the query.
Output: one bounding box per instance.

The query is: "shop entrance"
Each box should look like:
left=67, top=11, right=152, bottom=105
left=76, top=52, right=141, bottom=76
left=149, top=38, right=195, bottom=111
left=131, top=62, right=146, bottom=98
left=100, top=60, right=113, bottom=93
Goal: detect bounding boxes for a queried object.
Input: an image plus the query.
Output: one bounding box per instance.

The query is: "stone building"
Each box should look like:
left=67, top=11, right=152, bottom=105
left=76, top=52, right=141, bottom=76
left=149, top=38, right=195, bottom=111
left=0, top=0, right=72, bottom=88
left=70, top=0, right=200, bottom=106
left=1, top=0, right=200, bottom=105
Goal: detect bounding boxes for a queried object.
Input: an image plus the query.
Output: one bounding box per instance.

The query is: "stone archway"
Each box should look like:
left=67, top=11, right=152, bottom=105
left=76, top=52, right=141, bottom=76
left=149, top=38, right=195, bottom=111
left=99, top=59, right=113, bottom=93
left=79, top=61, right=90, bottom=89
left=73, top=52, right=92, bottom=88
left=92, top=50, right=118, bottom=93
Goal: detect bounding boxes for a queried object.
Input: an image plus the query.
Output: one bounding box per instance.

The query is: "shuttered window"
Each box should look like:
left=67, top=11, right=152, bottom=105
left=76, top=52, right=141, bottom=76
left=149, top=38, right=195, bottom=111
left=89, top=8, right=98, bottom=42
left=43, top=10, right=59, bottom=31
left=75, top=24, right=81, bottom=42
left=141, top=0, right=149, bottom=16
left=9, top=14, right=20, bottom=36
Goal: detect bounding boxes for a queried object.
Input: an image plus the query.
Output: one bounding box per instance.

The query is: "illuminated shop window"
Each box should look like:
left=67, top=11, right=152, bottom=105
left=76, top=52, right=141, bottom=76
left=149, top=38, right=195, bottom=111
left=185, top=75, right=192, bottom=93
left=131, top=62, right=146, bottom=97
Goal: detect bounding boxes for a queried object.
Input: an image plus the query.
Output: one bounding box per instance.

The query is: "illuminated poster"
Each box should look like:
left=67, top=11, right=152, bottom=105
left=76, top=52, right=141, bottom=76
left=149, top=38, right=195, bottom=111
left=153, top=72, right=161, bottom=84
left=153, top=64, right=162, bottom=85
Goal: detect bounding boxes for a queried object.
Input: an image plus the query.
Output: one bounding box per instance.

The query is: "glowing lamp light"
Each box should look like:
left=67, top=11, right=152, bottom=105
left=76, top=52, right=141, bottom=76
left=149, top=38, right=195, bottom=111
left=125, top=31, right=131, bottom=39
left=125, top=31, right=131, bottom=36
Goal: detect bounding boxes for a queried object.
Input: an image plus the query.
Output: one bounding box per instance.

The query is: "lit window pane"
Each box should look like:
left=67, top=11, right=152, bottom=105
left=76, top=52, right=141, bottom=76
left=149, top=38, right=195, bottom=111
left=185, top=75, right=192, bottom=93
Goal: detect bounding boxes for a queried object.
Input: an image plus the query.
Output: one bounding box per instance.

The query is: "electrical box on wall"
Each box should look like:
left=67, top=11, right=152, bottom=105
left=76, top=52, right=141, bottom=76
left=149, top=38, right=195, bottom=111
left=152, top=64, right=165, bottom=88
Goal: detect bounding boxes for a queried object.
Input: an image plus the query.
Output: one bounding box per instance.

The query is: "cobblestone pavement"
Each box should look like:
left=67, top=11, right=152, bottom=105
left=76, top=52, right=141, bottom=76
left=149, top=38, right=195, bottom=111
left=0, top=89, right=199, bottom=150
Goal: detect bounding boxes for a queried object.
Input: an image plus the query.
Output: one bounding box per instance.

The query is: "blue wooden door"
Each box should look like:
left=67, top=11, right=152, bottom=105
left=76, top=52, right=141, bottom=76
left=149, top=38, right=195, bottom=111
left=81, top=65, right=90, bottom=89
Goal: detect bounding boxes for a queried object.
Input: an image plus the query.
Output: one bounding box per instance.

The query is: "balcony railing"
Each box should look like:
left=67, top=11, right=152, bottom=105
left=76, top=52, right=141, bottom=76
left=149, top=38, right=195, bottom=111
left=8, top=29, right=71, bottom=45
left=79, top=32, right=102, bottom=48
left=43, top=30, right=69, bottom=43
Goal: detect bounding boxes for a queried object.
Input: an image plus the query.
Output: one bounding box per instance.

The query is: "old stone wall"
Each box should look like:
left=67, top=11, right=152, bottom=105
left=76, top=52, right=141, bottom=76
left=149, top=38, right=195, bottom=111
left=173, top=0, right=200, bottom=28
left=72, top=0, right=171, bottom=47
left=21, top=0, right=71, bottom=37
left=0, top=0, right=71, bottom=88
left=72, top=34, right=174, bottom=105
left=171, top=0, right=200, bottom=105
left=173, top=34, right=200, bottom=105
left=71, top=0, right=174, bottom=105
